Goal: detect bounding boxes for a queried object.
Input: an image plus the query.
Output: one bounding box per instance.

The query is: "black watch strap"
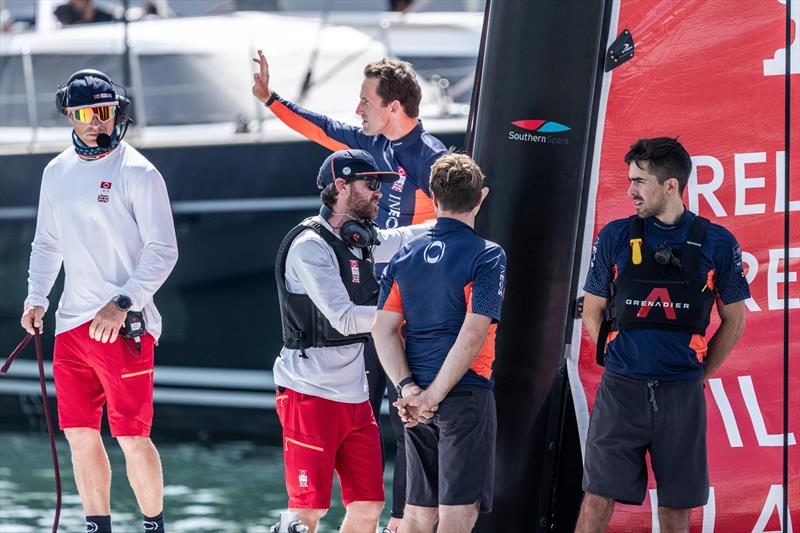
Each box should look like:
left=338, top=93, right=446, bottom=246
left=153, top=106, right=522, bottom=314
left=265, top=91, right=279, bottom=106
left=396, top=376, right=415, bottom=399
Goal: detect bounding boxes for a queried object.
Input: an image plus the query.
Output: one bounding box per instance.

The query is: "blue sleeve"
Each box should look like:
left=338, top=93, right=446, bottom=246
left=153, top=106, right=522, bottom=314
left=377, top=260, right=396, bottom=311
left=712, top=227, right=751, bottom=304
left=583, top=224, right=617, bottom=298
left=470, top=245, right=507, bottom=322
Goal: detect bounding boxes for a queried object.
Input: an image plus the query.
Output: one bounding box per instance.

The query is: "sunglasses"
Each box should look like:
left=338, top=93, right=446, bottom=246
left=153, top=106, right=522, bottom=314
left=71, top=105, right=116, bottom=123
left=348, top=176, right=382, bottom=191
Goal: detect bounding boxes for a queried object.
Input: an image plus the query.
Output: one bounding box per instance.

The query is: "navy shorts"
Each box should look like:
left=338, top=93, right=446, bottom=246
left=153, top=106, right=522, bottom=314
left=582, top=370, right=709, bottom=509
left=405, top=385, right=496, bottom=512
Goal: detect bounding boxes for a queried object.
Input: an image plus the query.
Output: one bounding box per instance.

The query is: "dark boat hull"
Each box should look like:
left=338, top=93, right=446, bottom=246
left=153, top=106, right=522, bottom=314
left=0, top=132, right=465, bottom=439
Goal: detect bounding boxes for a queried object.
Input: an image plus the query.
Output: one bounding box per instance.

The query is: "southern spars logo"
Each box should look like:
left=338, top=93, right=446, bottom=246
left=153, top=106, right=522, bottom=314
left=508, top=119, right=571, bottom=145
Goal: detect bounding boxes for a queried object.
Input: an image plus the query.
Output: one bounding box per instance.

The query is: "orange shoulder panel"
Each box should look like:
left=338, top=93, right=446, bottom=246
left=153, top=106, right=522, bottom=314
left=269, top=100, right=349, bottom=152
left=469, top=324, right=497, bottom=379
left=411, top=188, right=435, bottom=225
left=382, top=281, right=404, bottom=316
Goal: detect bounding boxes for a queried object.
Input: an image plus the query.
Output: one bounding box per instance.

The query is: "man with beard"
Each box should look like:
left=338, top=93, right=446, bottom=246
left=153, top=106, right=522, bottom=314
left=253, top=51, right=445, bottom=531
left=575, top=137, right=749, bottom=532
left=273, top=149, right=431, bottom=533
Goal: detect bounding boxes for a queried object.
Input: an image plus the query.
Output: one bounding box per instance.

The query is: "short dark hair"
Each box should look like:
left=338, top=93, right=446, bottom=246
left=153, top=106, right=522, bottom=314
left=363, top=59, right=422, bottom=118
left=429, top=153, right=485, bottom=213
left=624, top=137, right=692, bottom=194
left=320, top=182, right=338, bottom=207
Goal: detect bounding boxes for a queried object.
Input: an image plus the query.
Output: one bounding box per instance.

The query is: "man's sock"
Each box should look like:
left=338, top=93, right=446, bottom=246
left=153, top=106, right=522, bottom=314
left=86, top=515, right=112, bottom=533
left=143, top=512, right=165, bottom=532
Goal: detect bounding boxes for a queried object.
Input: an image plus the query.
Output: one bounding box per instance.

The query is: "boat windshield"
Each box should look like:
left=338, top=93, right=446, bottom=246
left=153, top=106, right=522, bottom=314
left=0, top=52, right=252, bottom=128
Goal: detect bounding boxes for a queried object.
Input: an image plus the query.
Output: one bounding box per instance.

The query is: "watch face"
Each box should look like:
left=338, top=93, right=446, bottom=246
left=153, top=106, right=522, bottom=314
left=116, top=296, right=132, bottom=311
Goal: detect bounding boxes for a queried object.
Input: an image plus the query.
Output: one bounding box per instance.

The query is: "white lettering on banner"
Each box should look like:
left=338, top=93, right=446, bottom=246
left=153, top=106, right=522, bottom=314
left=709, top=378, right=744, bottom=447
left=735, top=152, right=767, bottom=216
left=742, top=251, right=763, bottom=312
left=689, top=156, right=727, bottom=216
left=650, top=487, right=715, bottom=532
left=763, top=0, right=800, bottom=76
left=775, top=152, right=800, bottom=212
left=688, top=152, right=799, bottom=217
left=768, top=248, right=800, bottom=310
left=709, top=376, right=796, bottom=448
left=739, top=375, right=797, bottom=446
left=753, top=485, right=794, bottom=533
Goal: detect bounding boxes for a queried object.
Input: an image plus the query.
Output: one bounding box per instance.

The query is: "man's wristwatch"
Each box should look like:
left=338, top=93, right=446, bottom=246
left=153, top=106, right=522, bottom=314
left=396, top=377, right=415, bottom=399
left=113, top=295, right=133, bottom=312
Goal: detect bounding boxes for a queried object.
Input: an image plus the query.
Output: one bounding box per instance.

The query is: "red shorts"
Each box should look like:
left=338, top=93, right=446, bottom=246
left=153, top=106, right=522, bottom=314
left=53, top=321, right=155, bottom=437
left=276, top=388, right=384, bottom=509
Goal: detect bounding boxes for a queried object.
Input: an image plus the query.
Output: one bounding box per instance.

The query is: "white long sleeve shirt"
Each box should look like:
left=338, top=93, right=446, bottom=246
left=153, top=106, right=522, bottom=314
left=273, top=215, right=431, bottom=403
left=25, top=142, right=178, bottom=340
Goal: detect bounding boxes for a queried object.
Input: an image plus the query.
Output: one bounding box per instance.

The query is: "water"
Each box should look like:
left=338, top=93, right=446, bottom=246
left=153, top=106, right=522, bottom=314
left=0, top=432, right=396, bottom=532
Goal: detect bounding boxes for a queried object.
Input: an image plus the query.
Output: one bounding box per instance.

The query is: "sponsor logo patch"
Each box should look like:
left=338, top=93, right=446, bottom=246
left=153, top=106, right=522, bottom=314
left=424, top=241, right=446, bottom=264
left=350, top=260, right=360, bottom=283
left=627, top=288, right=690, bottom=319
left=508, top=119, right=571, bottom=145
left=299, top=469, right=308, bottom=488
left=98, top=180, right=112, bottom=203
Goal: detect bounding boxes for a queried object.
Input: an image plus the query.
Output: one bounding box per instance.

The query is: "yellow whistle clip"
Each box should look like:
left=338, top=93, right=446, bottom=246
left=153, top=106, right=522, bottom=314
left=630, top=238, right=643, bottom=265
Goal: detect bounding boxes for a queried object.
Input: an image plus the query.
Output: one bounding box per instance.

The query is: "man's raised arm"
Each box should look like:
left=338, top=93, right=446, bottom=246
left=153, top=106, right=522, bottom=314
left=251, top=49, right=368, bottom=151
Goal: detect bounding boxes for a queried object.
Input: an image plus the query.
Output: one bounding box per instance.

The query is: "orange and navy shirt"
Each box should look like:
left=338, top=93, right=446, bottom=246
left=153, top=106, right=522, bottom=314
left=377, top=218, right=507, bottom=388
left=268, top=95, right=446, bottom=229
left=584, top=210, right=750, bottom=381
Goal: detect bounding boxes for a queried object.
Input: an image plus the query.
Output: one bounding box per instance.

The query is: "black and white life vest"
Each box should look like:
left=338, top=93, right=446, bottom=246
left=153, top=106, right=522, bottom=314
left=275, top=219, right=379, bottom=351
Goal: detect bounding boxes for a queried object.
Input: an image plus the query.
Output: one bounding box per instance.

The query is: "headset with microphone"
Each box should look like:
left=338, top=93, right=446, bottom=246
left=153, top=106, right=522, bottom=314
left=56, top=69, right=132, bottom=147
left=319, top=204, right=380, bottom=249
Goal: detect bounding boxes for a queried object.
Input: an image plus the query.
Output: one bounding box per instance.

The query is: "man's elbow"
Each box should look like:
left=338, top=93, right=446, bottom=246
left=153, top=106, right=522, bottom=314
left=371, top=315, right=395, bottom=340
left=734, top=311, right=746, bottom=339
left=721, top=301, right=747, bottom=340
left=166, top=247, right=179, bottom=270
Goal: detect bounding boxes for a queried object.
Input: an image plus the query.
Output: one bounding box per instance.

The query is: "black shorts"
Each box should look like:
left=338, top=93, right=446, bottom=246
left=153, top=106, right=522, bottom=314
left=582, top=370, right=709, bottom=509
left=405, top=384, right=496, bottom=512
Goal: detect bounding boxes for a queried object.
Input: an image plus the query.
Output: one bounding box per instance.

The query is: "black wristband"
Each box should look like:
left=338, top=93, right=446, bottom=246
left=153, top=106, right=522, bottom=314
left=398, top=376, right=415, bottom=389
left=265, top=91, right=278, bottom=106
left=396, top=376, right=415, bottom=399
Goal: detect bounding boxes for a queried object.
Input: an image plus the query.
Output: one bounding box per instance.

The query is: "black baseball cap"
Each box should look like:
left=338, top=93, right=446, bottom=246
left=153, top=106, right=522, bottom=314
left=317, top=149, right=400, bottom=189
left=65, top=74, right=117, bottom=109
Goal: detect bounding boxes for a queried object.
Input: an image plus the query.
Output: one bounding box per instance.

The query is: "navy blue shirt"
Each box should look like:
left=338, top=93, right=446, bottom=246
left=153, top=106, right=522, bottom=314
left=378, top=218, right=507, bottom=388
left=269, top=95, right=446, bottom=229
left=584, top=210, right=750, bottom=380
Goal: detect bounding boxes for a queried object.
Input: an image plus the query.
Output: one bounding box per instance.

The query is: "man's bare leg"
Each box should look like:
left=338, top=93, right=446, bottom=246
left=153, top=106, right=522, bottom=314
left=657, top=506, right=691, bottom=533
left=290, top=508, right=327, bottom=533
left=64, top=428, right=111, bottom=516
left=399, top=504, right=438, bottom=533
left=575, top=492, right=615, bottom=533
left=116, top=437, right=163, bottom=517
left=386, top=516, right=402, bottom=532
left=340, top=501, right=383, bottom=533
left=437, top=501, right=480, bottom=533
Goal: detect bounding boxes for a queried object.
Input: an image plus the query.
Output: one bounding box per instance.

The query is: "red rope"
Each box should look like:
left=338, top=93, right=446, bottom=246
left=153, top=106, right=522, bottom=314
left=3, top=332, right=62, bottom=533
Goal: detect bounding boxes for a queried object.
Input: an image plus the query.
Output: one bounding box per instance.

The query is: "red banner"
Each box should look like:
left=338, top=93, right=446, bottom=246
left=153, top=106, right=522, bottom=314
left=570, top=0, right=800, bottom=530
